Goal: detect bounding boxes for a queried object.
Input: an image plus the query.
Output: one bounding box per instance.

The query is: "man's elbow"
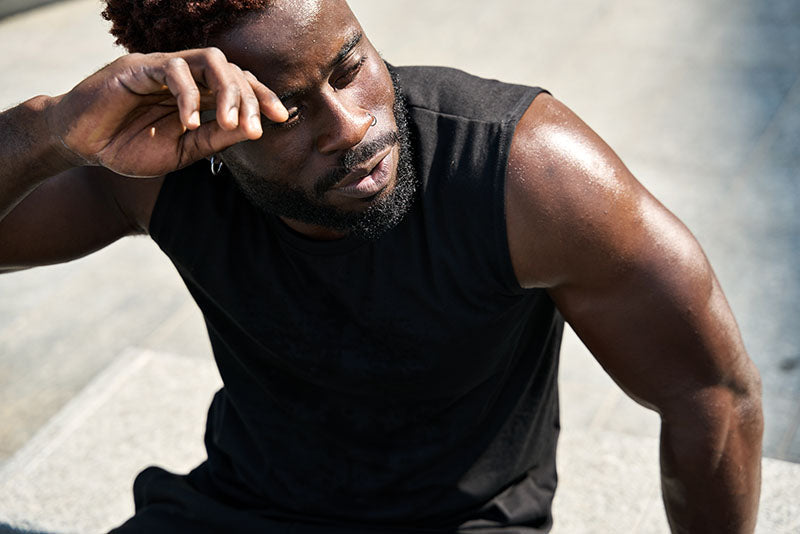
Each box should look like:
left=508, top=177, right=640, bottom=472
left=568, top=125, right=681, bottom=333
left=661, top=355, right=763, bottom=466
left=730, top=357, right=764, bottom=452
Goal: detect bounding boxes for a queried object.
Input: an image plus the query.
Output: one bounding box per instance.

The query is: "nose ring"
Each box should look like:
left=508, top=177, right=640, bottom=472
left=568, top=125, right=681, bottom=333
left=368, top=112, right=377, bottom=127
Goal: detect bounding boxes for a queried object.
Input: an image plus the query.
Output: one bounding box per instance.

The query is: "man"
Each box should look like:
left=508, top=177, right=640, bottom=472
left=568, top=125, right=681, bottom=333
left=0, top=0, right=763, bottom=532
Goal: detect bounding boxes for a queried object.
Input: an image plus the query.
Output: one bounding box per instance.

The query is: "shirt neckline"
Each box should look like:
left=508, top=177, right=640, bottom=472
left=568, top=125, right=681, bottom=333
left=268, top=215, right=367, bottom=256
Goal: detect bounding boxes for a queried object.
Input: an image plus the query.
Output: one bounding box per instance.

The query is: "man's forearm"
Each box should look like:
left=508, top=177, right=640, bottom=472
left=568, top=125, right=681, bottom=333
left=0, top=95, right=75, bottom=221
left=659, top=379, right=763, bottom=533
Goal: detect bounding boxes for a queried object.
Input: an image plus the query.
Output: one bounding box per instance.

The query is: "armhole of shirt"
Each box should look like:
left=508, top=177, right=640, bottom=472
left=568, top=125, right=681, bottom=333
left=148, top=171, right=176, bottom=245
left=495, top=87, right=550, bottom=296
left=147, top=163, right=206, bottom=273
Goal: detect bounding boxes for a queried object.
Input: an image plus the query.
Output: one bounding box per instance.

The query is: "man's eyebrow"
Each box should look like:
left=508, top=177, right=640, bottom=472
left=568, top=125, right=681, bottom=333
left=276, top=31, right=364, bottom=103
left=327, top=31, right=363, bottom=73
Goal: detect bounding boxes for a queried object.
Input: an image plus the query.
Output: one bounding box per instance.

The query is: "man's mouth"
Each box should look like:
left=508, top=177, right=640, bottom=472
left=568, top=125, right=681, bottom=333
left=330, top=146, right=395, bottom=199
left=315, top=130, right=400, bottom=199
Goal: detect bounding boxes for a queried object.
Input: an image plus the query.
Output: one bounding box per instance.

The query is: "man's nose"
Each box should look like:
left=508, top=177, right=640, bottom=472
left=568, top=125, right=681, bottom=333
left=315, top=96, right=373, bottom=155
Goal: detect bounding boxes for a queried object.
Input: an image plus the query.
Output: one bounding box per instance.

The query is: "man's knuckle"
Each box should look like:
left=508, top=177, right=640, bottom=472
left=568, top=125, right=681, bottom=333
left=243, top=92, right=259, bottom=106
left=181, top=85, right=200, bottom=98
left=224, top=83, right=242, bottom=98
left=113, top=54, right=140, bottom=69
left=204, top=46, right=226, bottom=62
left=164, top=57, right=188, bottom=72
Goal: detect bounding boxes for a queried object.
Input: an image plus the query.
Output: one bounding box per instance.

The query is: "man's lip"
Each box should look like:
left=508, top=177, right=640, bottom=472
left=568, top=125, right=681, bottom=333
left=332, top=146, right=394, bottom=190
left=329, top=147, right=395, bottom=199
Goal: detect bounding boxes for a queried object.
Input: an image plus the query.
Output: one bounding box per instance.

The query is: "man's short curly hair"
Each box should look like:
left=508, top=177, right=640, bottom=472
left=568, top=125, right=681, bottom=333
left=102, top=0, right=270, bottom=54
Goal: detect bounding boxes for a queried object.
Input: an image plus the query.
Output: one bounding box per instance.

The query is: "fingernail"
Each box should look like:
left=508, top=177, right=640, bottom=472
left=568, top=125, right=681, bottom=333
left=249, top=116, right=262, bottom=133
left=228, top=107, right=238, bottom=126
left=189, top=111, right=200, bottom=128
left=272, top=98, right=289, bottom=121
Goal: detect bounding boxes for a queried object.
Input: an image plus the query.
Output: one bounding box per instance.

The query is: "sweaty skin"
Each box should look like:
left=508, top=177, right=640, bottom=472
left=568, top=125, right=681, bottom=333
left=0, top=0, right=762, bottom=532
left=207, top=4, right=404, bottom=239
left=506, top=95, right=762, bottom=533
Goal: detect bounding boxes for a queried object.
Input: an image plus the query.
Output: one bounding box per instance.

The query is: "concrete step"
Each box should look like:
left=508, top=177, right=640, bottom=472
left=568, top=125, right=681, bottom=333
left=0, top=348, right=798, bottom=533
left=0, top=349, right=221, bottom=533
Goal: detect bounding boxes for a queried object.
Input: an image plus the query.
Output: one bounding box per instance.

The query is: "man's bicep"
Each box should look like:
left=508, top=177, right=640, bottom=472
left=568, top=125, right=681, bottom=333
left=548, top=203, right=751, bottom=411
left=505, top=95, right=754, bottom=410
left=0, top=167, right=163, bottom=271
left=507, top=93, right=762, bottom=531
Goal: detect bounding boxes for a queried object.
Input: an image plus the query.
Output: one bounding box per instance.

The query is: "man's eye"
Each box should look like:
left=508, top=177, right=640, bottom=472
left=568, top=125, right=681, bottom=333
left=266, top=105, right=302, bottom=130
left=333, top=56, right=366, bottom=90
left=285, top=106, right=301, bottom=122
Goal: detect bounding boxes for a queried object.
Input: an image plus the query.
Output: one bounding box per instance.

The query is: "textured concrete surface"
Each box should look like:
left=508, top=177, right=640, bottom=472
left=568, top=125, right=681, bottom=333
left=0, top=0, right=799, bottom=531
left=0, top=350, right=221, bottom=534
left=0, top=348, right=798, bottom=533
left=555, top=332, right=800, bottom=534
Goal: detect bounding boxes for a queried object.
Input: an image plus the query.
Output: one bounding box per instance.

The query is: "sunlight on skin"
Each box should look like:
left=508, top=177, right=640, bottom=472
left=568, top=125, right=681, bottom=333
left=542, top=125, right=623, bottom=201
left=268, top=0, right=323, bottom=34
left=524, top=115, right=708, bottom=297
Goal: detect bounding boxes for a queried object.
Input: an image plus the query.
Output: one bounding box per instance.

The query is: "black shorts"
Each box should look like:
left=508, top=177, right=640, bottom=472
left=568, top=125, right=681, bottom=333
left=109, top=465, right=446, bottom=534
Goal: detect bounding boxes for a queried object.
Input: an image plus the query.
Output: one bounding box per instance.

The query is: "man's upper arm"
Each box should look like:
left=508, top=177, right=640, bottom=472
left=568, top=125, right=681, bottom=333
left=0, top=167, right=164, bottom=271
left=505, top=93, right=758, bottom=412
left=506, top=94, right=763, bottom=531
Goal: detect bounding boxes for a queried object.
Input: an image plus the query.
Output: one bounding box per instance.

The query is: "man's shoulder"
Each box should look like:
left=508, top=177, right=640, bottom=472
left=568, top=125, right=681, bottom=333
left=504, top=93, right=679, bottom=289
left=393, top=65, right=546, bottom=125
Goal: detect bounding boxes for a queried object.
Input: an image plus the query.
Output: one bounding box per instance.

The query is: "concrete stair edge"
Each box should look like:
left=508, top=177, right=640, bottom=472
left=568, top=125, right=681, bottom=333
left=0, top=348, right=798, bottom=533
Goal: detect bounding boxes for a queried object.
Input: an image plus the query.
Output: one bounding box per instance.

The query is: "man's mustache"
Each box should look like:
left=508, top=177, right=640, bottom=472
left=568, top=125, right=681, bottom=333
left=314, top=130, right=400, bottom=197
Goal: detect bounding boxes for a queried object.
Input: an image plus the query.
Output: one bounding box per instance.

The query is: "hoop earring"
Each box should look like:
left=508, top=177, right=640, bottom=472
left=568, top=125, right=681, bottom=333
left=210, top=155, right=223, bottom=176
left=368, top=113, right=377, bottom=127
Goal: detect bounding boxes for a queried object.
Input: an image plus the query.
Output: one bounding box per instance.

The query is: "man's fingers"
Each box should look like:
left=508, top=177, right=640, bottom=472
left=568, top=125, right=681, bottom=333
left=243, top=70, right=289, bottom=124
left=175, top=48, right=271, bottom=139
left=228, top=64, right=263, bottom=139
left=130, top=48, right=285, bottom=139
left=180, top=120, right=251, bottom=163
left=162, top=57, right=201, bottom=129
left=134, top=56, right=205, bottom=131
left=195, top=88, right=263, bottom=141
left=112, top=47, right=281, bottom=150
left=185, top=47, right=247, bottom=132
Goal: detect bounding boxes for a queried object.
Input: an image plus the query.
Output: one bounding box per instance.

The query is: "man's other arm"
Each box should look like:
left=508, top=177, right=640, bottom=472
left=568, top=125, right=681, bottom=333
left=0, top=97, right=143, bottom=272
left=0, top=49, right=288, bottom=271
left=506, top=94, right=762, bottom=533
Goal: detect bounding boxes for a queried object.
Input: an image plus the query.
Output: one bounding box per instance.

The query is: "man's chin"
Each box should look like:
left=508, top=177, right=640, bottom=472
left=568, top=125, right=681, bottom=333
left=324, top=172, right=416, bottom=241
left=232, top=165, right=415, bottom=242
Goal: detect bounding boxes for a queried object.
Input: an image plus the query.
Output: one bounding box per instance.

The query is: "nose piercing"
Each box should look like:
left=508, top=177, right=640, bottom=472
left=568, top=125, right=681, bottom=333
left=368, top=112, right=377, bottom=127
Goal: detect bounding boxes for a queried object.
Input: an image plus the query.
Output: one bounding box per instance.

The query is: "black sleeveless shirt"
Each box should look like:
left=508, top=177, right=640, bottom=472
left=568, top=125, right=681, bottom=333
left=149, top=66, right=562, bottom=533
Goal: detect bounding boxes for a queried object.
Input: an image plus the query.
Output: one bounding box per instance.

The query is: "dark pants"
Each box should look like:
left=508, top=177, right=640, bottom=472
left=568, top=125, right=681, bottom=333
left=108, top=466, right=446, bottom=534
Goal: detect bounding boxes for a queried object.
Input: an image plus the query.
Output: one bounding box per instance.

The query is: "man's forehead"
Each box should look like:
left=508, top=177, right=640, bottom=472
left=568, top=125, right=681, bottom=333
left=272, top=0, right=324, bottom=29
left=211, top=0, right=360, bottom=81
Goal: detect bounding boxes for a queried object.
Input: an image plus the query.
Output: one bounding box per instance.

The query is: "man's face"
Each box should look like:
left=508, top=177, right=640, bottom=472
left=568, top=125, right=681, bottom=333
left=211, top=0, right=417, bottom=241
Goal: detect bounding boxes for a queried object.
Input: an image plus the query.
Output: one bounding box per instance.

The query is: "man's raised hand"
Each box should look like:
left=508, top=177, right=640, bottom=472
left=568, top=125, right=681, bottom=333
left=47, top=47, right=288, bottom=178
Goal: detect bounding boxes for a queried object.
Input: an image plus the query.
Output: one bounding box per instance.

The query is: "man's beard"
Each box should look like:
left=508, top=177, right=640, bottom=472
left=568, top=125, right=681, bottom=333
left=225, top=68, right=418, bottom=241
